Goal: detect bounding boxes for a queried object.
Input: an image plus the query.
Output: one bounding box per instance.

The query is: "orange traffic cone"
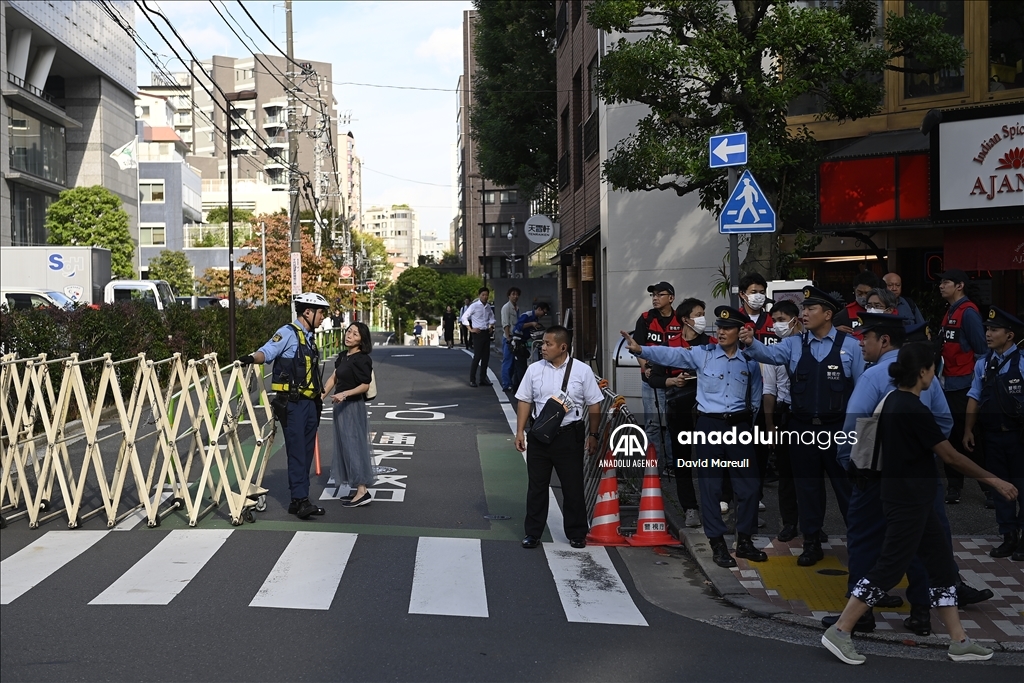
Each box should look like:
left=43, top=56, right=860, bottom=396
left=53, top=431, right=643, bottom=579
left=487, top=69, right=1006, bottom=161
left=586, top=459, right=629, bottom=546
left=628, top=446, right=680, bottom=546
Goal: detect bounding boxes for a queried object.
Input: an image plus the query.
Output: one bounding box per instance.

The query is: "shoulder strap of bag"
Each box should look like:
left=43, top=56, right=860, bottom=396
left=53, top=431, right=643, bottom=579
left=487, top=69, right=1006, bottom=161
left=561, top=357, right=573, bottom=393
left=870, top=390, right=895, bottom=464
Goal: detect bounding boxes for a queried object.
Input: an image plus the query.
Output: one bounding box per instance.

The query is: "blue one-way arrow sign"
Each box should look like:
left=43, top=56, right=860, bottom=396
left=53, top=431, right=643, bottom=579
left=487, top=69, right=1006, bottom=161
left=709, top=132, right=747, bottom=168
left=720, top=170, right=776, bottom=234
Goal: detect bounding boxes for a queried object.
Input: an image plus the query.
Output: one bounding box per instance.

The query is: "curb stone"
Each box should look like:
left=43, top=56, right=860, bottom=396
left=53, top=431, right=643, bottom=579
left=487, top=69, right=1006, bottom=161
left=658, top=475, right=1021, bottom=653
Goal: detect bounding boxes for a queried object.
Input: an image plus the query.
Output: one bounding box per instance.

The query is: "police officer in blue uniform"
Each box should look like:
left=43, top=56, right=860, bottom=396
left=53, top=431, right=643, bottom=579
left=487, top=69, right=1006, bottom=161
left=964, top=306, right=1024, bottom=560
left=623, top=306, right=766, bottom=568
left=239, top=292, right=329, bottom=519
left=740, top=286, right=866, bottom=566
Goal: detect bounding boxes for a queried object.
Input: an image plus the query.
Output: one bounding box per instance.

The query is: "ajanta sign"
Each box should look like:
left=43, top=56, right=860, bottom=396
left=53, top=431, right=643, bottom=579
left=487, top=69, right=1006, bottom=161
left=939, top=114, right=1024, bottom=211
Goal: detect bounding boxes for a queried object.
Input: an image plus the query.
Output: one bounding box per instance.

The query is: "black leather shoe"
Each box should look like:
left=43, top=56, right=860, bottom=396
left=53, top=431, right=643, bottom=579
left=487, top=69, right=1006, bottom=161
left=295, top=498, right=323, bottom=519
left=479, top=379, right=493, bottom=386
left=521, top=535, right=540, bottom=549
left=990, top=532, right=1018, bottom=558
left=818, top=529, right=829, bottom=543
left=797, top=537, right=824, bottom=567
left=709, top=537, right=737, bottom=568
left=876, top=594, right=904, bottom=609
left=957, top=581, right=994, bottom=605
left=569, top=538, right=586, bottom=549
left=777, top=524, right=798, bottom=542
left=945, top=487, right=961, bottom=504
left=822, top=610, right=875, bottom=634
left=903, top=605, right=931, bottom=636
left=1012, top=548, right=1024, bottom=562
left=469, top=380, right=478, bottom=387
left=736, top=534, right=767, bottom=562
left=288, top=499, right=300, bottom=515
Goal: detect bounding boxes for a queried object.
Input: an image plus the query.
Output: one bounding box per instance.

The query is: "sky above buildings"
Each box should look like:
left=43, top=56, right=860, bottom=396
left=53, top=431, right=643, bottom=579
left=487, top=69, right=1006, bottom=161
left=135, top=0, right=472, bottom=240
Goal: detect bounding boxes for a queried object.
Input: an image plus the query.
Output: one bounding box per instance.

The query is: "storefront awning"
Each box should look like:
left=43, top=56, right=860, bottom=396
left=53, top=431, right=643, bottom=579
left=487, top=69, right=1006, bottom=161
left=944, top=226, right=1024, bottom=271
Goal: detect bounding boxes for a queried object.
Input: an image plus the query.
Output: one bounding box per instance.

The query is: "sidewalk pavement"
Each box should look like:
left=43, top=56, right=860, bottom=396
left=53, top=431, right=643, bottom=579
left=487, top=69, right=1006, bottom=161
left=659, top=477, right=1024, bottom=653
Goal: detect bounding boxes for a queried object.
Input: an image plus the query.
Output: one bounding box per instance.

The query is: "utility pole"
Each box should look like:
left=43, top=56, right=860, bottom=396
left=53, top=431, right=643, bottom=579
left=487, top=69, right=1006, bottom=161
left=286, top=0, right=301, bottom=316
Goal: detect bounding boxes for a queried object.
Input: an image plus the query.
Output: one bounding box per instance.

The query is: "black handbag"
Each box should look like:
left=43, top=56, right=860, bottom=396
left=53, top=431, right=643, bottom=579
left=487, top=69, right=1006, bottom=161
left=528, top=358, right=574, bottom=445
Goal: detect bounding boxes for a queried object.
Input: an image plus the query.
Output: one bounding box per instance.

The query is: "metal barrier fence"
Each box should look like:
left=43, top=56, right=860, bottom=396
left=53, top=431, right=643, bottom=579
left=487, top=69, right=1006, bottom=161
left=1, top=350, right=274, bottom=530
left=582, top=379, right=644, bottom=525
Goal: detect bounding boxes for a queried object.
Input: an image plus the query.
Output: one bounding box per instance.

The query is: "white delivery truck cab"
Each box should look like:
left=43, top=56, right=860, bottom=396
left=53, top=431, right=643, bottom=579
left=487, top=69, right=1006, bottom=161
left=103, top=280, right=177, bottom=310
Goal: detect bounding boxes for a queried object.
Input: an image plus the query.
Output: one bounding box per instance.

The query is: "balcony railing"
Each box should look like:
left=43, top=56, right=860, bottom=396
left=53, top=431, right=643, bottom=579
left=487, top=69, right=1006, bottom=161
left=7, top=73, right=55, bottom=104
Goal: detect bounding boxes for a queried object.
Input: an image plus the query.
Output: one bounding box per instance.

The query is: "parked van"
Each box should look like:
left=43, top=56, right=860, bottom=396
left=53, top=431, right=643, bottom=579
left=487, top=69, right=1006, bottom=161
left=103, top=280, right=177, bottom=310
left=1, top=287, right=77, bottom=311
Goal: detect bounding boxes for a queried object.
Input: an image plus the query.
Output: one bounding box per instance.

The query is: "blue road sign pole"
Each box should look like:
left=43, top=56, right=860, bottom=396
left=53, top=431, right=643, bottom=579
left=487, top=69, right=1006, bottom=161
left=728, top=167, right=740, bottom=308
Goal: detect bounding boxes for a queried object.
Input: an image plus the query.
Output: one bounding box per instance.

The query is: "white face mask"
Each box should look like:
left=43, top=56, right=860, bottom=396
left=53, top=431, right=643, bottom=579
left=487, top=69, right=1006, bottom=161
left=866, top=307, right=885, bottom=314
left=745, top=293, right=766, bottom=310
left=772, top=320, right=794, bottom=338
left=689, top=316, right=707, bottom=335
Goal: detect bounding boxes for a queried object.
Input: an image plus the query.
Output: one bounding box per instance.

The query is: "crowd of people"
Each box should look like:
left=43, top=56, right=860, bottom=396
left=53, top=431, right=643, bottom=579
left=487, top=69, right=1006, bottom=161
left=619, top=269, right=1022, bottom=665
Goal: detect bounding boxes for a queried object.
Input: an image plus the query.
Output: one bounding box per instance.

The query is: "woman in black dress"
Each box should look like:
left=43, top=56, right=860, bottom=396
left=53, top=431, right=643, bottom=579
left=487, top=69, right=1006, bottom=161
left=821, top=343, right=1017, bottom=665
left=321, top=322, right=375, bottom=508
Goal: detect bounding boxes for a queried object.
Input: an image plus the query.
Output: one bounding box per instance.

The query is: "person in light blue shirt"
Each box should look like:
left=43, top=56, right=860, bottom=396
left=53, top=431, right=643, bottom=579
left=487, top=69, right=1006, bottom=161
left=828, top=313, right=954, bottom=636
left=622, top=306, right=764, bottom=570
left=739, top=285, right=864, bottom=567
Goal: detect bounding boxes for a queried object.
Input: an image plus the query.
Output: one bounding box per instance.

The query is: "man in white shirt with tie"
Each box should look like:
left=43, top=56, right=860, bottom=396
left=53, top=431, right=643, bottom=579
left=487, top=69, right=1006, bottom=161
left=461, top=287, right=496, bottom=387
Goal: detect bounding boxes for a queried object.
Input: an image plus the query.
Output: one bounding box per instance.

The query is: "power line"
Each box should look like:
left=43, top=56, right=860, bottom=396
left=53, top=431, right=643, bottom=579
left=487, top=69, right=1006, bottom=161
left=362, top=165, right=451, bottom=187
left=234, top=0, right=302, bottom=67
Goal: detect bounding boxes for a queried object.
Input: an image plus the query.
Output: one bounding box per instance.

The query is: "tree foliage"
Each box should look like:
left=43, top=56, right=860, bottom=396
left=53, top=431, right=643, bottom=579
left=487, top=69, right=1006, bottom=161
left=589, top=0, right=967, bottom=276
left=470, top=0, right=558, bottom=200
left=384, top=267, right=482, bottom=333
left=205, top=207, right=255, bottom=224
left=147, top=249, right=195, bottom=296
left=45, top=185, right=135, bottom=278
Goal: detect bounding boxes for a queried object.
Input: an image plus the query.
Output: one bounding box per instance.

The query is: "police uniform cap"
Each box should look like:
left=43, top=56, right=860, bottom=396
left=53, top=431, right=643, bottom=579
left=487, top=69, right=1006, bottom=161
left=905, top=322, right=930, bottom=343
left=714, top=305, right=750, bottom=329
left=647, top=281, right=675, bottom=296
left=983, top=305, right=1024, bottom=335
left=800, top=285, right=841, bottom=313
left=856, top=311, right=906, bottom=334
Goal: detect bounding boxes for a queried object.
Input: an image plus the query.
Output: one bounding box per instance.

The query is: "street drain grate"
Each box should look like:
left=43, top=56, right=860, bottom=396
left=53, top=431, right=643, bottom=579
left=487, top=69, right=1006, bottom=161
left=483, top=514, right=511, bottom=520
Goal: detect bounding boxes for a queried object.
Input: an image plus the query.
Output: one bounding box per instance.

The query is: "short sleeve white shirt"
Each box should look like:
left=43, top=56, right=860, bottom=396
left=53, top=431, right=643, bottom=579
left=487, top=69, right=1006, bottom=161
left=515, top=355, right=604, bottom=426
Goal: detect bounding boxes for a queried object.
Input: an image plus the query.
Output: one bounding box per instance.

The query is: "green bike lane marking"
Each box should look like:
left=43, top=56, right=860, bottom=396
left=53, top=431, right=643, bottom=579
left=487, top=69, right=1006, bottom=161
left=154, top=433, right=543, bottom=541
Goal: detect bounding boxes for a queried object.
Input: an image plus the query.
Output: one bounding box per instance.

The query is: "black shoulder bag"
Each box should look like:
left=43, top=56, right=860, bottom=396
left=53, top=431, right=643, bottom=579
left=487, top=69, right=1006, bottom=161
left=528, top=358, right=574, bottom=445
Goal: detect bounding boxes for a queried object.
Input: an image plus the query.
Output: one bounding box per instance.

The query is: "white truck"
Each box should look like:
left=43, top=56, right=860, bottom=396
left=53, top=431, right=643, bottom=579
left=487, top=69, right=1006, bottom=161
left=0, top=246, right=112, bottom=305
left=103, top=280, right=177, bottom=310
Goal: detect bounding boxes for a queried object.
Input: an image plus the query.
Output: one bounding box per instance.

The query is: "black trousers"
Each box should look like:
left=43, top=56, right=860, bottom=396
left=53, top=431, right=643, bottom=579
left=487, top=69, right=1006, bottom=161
left=773, top=403, right=800, bottom=527
left=469, top=331, right=491, bottom=383
left=853, top=499, right=959, bottom=608
left=788, top=417, right=851, bottom=537
left=942, top=387, right=986, bottom=492
left=460, top=324, right=471, bottom=348
left=666, top=392, right=698, bottom=509
left=525, top=424, right=588, bottom=540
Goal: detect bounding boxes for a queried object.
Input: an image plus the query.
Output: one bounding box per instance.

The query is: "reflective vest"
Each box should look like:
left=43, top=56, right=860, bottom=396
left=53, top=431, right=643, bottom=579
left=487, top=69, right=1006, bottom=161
left=940, top=299, right=980, bottom=378
left=641, top=309, right=686, bottom=378
left=790, top=331, right=854, bottom=424
left=270, top=323, right=322, bottom=400
left=979, top=349, right=1024, bottom=432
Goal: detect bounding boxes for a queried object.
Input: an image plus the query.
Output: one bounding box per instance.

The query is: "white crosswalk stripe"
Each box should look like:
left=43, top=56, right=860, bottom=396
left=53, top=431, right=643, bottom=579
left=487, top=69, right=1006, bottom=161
left=90, top=529, right=233, bottom=605
left=409, top=537, right=488, bottom=618
left=2, top=531, right=647, bottom=625
left=250, top=531, right=357, bottom=610
left=1, top=531, right=108, bottom=605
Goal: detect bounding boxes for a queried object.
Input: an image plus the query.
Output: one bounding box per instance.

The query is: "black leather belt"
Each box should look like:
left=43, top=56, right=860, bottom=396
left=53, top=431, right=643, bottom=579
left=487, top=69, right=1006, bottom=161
left=698, top=411, right=752, bottom=422
left=557, top=421, right=582, bottom=433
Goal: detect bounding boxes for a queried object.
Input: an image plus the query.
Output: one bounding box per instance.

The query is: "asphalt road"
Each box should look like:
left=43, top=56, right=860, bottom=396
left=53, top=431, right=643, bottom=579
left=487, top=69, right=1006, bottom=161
left=2, top=343, right=1019, bottom=681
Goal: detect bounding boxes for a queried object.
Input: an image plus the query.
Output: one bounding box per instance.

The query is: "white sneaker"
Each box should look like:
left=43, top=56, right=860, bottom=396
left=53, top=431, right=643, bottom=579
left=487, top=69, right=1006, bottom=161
left=758, top=501, right=766, bottom=511
left=720, top=501, right=729, bottom=514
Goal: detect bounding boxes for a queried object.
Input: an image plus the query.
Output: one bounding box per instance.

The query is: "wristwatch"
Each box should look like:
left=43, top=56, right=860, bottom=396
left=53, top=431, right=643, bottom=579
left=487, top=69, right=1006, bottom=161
left=589, top=432, right=599, bottom=439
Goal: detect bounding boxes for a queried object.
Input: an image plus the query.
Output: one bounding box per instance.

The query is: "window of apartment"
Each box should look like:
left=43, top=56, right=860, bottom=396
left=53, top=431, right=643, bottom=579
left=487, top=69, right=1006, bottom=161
left=499, top=190, right=518, bottom=203
left=904, top=1, right=966, bottom=99
left=989, top=0, right=1024, bottom=92
left=588, top=56, right=600, bottom=113
left=139, top=223, right=166, bottom=246
left=483, top=191, right=496, bottom=204
left=484, top=223, right=511, bottom=238
left=11, top=185, right=55, bottom=246
left=140, top=181, right=165, bottom=202
left=7, top=106, right=66, bottom=184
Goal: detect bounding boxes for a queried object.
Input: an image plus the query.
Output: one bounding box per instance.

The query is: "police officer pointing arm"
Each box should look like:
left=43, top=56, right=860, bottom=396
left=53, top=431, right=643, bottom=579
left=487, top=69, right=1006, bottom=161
left=238, top=292, right=329, bottom=520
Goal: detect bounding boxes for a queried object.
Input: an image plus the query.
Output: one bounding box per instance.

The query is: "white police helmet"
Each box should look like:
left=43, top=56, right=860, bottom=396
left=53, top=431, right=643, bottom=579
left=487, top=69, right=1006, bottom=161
left=294, top=292, right=329, bottom=311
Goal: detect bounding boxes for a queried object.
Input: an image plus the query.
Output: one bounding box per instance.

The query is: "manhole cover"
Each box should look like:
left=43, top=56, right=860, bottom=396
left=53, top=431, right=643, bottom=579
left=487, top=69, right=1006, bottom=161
left=483, top=514, right=511, bottom=520
left=372, top=466, right=398, bottom=475
left=817, top=568, right=849, bottom=576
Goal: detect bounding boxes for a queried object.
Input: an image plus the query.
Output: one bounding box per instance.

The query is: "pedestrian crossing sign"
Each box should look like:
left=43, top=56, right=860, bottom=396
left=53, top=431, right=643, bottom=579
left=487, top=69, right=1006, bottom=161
left=720, top=170, right=776, bottom=234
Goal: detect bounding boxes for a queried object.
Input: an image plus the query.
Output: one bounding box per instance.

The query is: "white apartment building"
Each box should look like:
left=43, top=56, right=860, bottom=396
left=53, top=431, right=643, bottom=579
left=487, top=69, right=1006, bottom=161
left=420, top=231, right=450, bottom=264
left=362, top=204, right=419, bottom=275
